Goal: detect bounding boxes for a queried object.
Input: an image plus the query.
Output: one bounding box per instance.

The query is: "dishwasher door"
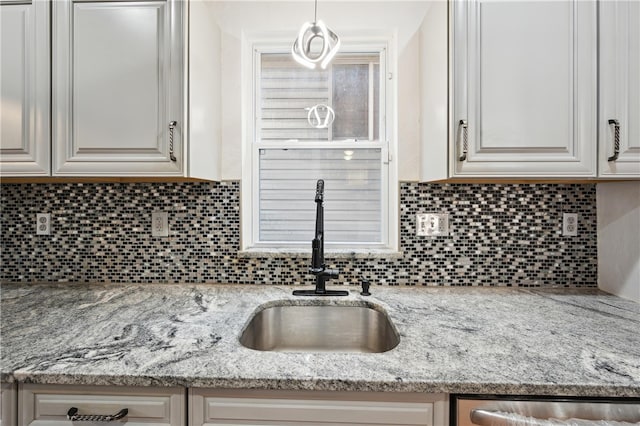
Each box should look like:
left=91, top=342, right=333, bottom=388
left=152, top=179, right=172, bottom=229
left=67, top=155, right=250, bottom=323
left=454, top=396, right=640, bottom=426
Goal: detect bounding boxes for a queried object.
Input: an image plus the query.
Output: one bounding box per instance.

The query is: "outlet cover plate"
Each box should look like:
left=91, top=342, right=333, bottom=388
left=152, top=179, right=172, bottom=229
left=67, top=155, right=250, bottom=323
left=563, top=213, right=578, bottom=236
left=152, top=212, right=169, bottom=237
left=36, top=213, right=51, bottom=235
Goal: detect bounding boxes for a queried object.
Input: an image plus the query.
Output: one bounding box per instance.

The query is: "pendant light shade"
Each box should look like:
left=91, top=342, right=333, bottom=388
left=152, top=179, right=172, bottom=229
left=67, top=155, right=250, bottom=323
left=291, top=1, right=340, bottom=69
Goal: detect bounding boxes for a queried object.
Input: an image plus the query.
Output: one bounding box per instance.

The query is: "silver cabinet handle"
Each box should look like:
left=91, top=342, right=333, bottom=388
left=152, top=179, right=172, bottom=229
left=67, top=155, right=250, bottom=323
left=168, top=121, right=178, bottom=162
left=67, top=407, right=128, bottom=422
left=607, top=119, right=620, bottom=162
left=458, top=119, right=468, bottom=162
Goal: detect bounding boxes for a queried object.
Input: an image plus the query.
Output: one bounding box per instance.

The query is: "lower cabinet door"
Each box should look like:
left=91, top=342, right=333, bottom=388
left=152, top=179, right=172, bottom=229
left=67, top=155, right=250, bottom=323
left=1, top=383, right=17, bottom=426
left=19, top=384, right=185, bottom=426
left=189, top=389, right=448, bottom=426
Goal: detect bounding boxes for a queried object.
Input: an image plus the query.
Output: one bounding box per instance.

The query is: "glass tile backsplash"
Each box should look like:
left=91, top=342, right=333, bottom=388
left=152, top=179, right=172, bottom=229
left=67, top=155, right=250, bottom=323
left=0, top=182, right=597, bottom=286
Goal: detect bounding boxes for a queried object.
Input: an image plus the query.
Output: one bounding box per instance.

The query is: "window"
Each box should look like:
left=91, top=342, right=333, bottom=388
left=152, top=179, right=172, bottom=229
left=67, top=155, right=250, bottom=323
left=242, top=41, right=397, bottom=252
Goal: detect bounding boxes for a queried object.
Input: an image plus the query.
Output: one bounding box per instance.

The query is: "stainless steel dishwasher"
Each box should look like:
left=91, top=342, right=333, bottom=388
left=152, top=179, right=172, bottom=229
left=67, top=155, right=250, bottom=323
left=452, top=395, right=640, bottom=426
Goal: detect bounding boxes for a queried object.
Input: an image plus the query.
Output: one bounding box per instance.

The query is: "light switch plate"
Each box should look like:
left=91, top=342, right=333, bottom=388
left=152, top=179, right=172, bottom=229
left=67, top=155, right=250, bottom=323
left=417, top=213, right=449, bottom=236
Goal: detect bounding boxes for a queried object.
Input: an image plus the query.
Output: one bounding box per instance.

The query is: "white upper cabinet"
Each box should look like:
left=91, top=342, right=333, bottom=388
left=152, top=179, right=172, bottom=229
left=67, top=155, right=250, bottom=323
left=451, top=0, right=597, bottom=177
left=0, top=0, right=50, bottom=176
left=53, top=0, right=184, bottom=176
left=599, top=0, right=640, bottom=178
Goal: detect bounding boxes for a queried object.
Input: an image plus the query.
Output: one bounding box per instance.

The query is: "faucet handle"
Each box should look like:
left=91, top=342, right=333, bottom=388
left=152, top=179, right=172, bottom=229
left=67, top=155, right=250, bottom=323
left=324, top=268, right=339, bottom=278
left=360, top=280, right=371, bottom=296
left=315, top=179, right=324, bottom=202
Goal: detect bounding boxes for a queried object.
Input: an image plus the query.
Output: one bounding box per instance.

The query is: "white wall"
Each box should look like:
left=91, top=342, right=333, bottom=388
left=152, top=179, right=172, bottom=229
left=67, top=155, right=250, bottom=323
left=419, top=1, right=448, bottom=181
left=207, top=1, right=435, bottom=181
left=597, top=181, right=640, bottom=302
left=189, top=1, right=222, bottom=180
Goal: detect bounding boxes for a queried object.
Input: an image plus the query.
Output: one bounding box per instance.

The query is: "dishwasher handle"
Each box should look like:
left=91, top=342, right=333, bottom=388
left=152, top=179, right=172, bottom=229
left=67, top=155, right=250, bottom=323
left=471, top=409, right=553, bottom=426
left=470, top=408, right=636, bottom=426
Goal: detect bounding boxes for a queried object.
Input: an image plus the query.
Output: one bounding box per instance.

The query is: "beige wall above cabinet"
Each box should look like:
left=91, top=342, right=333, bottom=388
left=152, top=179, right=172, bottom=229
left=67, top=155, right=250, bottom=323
left=0, top=0, right=50, bottom=176
left=1, top=0, right=221, bottom=180
left=450, top=0, right=597, bottom=178
left=599, top=1, right=640, bottom=178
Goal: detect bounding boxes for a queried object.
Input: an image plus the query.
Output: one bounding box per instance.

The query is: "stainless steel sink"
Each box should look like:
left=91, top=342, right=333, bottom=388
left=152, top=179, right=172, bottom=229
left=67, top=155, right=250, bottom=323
left=239, top=303, right=400, bottom=353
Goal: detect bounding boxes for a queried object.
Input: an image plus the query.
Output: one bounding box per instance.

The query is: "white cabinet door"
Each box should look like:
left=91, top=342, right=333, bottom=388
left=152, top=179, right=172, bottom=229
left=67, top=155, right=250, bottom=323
left=19, top=383, right=184, bottom=426
left=0, top=0, right=50, bottom=176
left=53, top=0, right=184, bottom=176
left=189, top=389, right=447, bottom=426
left=451, top=0, right=597, bottom=177
left=599, top=1, right=640, bottom=178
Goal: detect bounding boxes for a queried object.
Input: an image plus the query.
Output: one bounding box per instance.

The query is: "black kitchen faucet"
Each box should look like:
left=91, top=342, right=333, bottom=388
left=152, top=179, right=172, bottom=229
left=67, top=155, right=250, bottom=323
left=293, top=180, right=348, bottom=296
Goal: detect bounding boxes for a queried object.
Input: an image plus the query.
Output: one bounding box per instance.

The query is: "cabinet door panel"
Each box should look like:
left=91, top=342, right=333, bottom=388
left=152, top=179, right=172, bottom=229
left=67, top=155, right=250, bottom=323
left=452, top=0, right=596, bottom=177
left=73, top=3, right=163, bottom=152
left=599, top=0, right=640, bottom=177
left=53, top=0, right=183, bottom=176
left=0, top=1, right=50, bottom=176
left=479, top=2, right=571, bottom=151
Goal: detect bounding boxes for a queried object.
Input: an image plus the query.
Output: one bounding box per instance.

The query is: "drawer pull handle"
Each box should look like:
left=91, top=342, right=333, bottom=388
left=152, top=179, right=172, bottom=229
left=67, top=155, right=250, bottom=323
left=607, top=119, right=620, bottom=162
left=169, top=120, right=178, bottom=162
left=67, top=407, right=128, bottom=422
left=458, top=119, right=468, bottom=161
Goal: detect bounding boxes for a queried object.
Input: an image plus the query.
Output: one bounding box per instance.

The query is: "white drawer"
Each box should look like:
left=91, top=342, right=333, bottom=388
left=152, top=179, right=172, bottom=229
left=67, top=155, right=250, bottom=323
left=19, top=384, right=184, bottom=426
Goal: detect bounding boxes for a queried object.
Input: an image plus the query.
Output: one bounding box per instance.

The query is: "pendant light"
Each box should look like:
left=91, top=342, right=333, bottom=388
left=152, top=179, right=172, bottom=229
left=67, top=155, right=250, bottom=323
left=291, top=0, right=340, bottom=70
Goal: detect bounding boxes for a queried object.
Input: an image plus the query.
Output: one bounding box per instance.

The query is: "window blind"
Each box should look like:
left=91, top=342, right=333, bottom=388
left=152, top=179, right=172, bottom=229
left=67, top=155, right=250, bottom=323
left=258, top=148, right=382, bottom=244
left=260, top=54, right=330, bottom=141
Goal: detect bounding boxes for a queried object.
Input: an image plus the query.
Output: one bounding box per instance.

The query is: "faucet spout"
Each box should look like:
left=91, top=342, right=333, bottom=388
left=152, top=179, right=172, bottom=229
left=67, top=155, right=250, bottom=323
left=293, top=180, right=348, bottom=297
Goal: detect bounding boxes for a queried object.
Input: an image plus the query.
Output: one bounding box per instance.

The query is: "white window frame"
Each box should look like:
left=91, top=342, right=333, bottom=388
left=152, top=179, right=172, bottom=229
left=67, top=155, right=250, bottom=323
left=241, top=36, right=398, bottom=254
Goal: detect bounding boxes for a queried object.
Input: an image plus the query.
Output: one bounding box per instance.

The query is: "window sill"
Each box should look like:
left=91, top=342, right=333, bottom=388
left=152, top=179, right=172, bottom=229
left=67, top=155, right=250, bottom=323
left=237, top=248, right=403, bottom=260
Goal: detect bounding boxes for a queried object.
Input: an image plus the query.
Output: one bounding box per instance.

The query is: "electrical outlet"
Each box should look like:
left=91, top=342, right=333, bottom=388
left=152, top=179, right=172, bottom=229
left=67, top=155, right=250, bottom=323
left=563, top=213, right=578, bottom=236
left=36, top=213, right=51, bottom=235
left=416, top=213, right=449, bottom=237
left=152, top=212, right=169, bottom=237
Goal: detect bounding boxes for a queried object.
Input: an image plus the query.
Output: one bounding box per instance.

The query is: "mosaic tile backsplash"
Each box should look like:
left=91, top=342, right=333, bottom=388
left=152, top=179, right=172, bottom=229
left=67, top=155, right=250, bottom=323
left=0, top=182, right=597, bottom=286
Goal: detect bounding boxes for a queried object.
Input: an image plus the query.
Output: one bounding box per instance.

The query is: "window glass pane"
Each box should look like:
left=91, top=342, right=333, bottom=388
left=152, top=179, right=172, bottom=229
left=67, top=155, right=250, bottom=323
left=258, top=148, right=382, bottom=244
left=258, top=53, right=381, bottom=142
left=373, top=63, right=380, bottom=141
left=332, top=64, right=369, bottom=140
left=260, top=54, right=330, bottom=141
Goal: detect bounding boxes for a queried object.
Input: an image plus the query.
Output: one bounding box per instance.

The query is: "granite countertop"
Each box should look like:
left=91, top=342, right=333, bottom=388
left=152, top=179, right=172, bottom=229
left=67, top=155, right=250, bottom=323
left=1, top=283, right=639, bottom=397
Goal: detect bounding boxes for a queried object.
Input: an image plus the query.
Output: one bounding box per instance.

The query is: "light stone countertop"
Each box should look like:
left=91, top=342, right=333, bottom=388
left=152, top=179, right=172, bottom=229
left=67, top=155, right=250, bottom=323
left=1, top=282, right=639, bottom=397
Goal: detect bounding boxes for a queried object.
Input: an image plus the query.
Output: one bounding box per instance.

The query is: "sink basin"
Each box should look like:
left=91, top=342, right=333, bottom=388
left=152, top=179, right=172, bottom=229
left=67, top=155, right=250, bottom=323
left=239, top=303, right=400, bottom=353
